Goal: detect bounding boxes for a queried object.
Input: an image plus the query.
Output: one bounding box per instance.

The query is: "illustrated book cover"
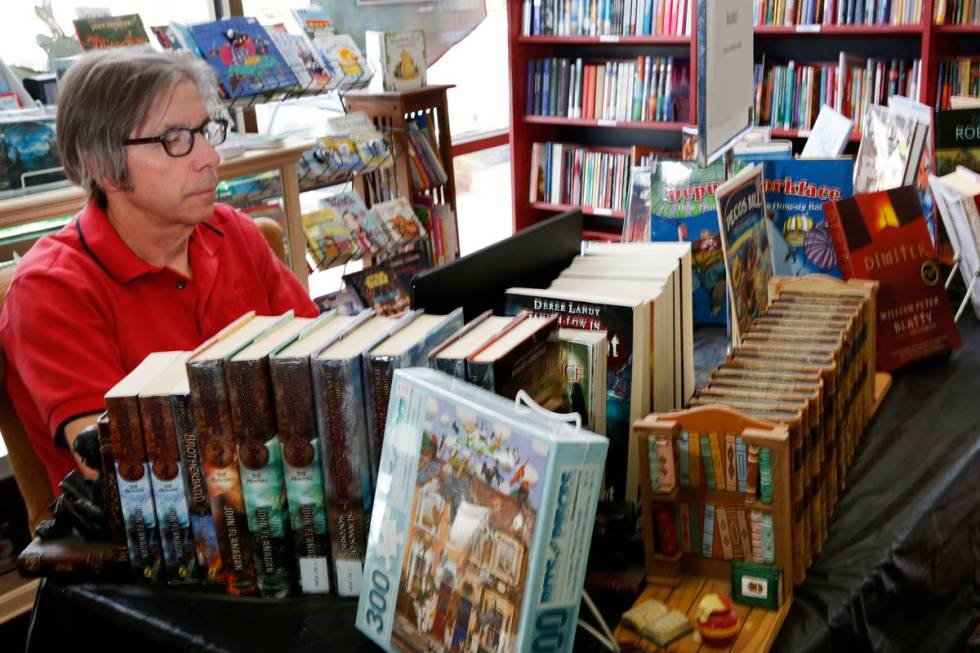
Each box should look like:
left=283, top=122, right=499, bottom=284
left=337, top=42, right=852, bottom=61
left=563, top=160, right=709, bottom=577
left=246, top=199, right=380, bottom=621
left=303, top=206, right=361, bottom=269
left=355, top=367, right=608, bottom=653
left=0, top=112, right=67, bottom=197
left=321, top=190, right=391, bottom=256
left=73, top=14, right=150, bottom=50
left=343, top=263, right=412, bottom=317
left=824, top=186, right=961, bottom=371
left=369, top=197, right=427, bottom=250
left=365, top=29, right=426, bottom=92
left=715, top=163, right=773, bottom=345
left=934, top=107, right=980, bottom=177
left=762, top=158, right=853, bottom=278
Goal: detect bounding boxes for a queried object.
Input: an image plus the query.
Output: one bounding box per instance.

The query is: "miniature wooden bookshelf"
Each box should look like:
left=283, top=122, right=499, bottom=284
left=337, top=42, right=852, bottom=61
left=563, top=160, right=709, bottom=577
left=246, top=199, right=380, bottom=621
left=342, top=84, right=458, bottom=217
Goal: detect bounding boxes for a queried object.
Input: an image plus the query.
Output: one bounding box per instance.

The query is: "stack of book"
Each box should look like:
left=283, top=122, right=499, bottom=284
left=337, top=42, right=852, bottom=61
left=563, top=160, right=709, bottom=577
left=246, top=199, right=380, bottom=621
left=521, top=0, right=692, bottom=37
left=504, top=241, right=694, bottom=506
left=526, top=56, right=689, bottom=123
left=405, top=115, right=448, bottom=191
left=529, top=142, right=632, bottom=213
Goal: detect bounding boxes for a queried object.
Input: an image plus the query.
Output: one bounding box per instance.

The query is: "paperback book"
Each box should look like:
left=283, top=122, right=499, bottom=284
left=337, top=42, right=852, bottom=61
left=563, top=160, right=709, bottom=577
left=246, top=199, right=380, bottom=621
left=355, top=367, right=608, bottom=653
left=934, top=107, right=980, bottom=176
left=715, top=163, right=774, bottom=344
left=321, top=190, right=391, bottom=256
left=189, top=17, right=298, bottom=98
left=303, top=206, right=361, bottom=269
left=763, top=158, right=854, bottom=277
left=365, top=29, right=426, bottom=92
left=343, top=263, right=412, bottom=317
left=73, top=14, right=150, bottom=50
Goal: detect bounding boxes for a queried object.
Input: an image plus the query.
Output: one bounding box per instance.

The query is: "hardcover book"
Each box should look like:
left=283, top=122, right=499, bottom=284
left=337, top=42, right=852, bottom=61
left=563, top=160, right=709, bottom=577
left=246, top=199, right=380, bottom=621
left=648, top=160, right=743, bottom=325
left=225, top=315, right=316, bottom=597
left=104, top=351, right=185, bottom=582
left=355, top=367, right=608, bottom=653
left=365, top=29, right=426, bottom=92
left=365, top=309, right=465, bottom=486
left=186, top=313, right=284, bottom=594
left=313, top=34, right=372, bottom=89
left=17, top=537, right=130, bottom=580
left=824, top=186, right=961, bottom=371
left=0, top=112, right=67, bottom=197
left=95, top=413, right=129, bottom=567
left=138, top=353, right=200, bottom=585
left=291, top=7, right=336, bottom=40
left=428, top=312, right=515, bottom=380
left=73, top=14, right=150, bottom=50
left=504, top=288, right=649, bottom=505
left=934, top=107, right=980, bottom=176
left=763, top=158, right=854, bottom=278
left=270, top=311, right=368, bottom=594
left=188, top=17, right=298, bottom=98
left=715, top=163, right=774, bottom=344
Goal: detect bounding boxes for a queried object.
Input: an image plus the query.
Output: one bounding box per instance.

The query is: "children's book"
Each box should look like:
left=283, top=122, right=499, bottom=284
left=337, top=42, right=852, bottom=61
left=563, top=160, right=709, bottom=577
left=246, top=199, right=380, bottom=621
left=370, top=197, right=427, bottom=249
left=824, top=186, right=961, bottom=371
left=321, top=190, right=390, bottom=256
left=291, top=7, right=336, bottom=40
left=314, top=34, right=372, bottom=89
left=73, top=14, right=150, bottom=50
left=150, top=25, right=181, bottom=50
left=302, top=207, right=360, bottom=269
left=0, top=112, right=67, bottom=197
left=355, top=367, right=607, bottom=653
left=801, top=105, right=854, bottom=159
left=649, top=159, right=741, bottom=325
left=189, top=17, right=298, bottom=98
left=313, top=285, right=367, bottom=316
left=763, top=158, right=854, bottom=277
left=715, top=163, right=774, bottom=345
left=343, top=264, right=412, bottom=317
left=365, top=29, right=426, bottom=92
left=930, top=168, right=980, bottom=320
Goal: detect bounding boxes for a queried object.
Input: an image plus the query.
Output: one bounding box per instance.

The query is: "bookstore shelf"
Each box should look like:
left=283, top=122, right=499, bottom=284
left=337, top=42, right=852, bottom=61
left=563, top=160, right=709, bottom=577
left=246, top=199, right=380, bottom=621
left=932, top=24, right=980, bottom=33
left=517, top=34, right=691, bottom=44
left=530, top=202, right=625, bottom=218
left=754, top=24, right=924, bottom=35
left=523, top=116, right=687, bottom=130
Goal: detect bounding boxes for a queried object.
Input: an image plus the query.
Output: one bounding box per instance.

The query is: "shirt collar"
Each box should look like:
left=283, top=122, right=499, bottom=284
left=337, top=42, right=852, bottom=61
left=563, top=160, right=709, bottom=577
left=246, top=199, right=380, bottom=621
left=77, top=202, right=224, bottom=284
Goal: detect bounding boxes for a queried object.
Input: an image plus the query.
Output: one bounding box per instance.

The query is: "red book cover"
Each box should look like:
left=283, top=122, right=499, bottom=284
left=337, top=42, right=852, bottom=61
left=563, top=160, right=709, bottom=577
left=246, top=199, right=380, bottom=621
left=823, top=186, right=961, bottom=371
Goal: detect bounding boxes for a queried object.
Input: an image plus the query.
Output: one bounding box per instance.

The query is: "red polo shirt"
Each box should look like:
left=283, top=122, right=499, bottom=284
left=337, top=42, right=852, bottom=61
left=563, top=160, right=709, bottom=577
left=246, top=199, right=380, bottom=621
left=0, top=202, right=318, bottom=494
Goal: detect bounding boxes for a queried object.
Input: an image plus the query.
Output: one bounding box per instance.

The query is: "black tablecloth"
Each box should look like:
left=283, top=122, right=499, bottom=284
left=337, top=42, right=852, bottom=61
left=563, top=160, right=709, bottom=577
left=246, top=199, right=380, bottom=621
left=26, top=320, right=980, bottom=653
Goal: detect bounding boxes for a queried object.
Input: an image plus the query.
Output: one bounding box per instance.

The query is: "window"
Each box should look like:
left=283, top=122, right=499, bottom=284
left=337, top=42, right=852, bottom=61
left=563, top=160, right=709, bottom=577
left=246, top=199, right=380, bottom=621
left=490, top=533, right=521, bottom=584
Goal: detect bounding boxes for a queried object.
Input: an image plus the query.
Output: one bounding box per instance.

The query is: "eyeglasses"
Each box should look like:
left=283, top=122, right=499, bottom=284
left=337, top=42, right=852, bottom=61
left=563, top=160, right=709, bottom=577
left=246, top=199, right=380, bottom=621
left=123, top=118, right=228, bottom=158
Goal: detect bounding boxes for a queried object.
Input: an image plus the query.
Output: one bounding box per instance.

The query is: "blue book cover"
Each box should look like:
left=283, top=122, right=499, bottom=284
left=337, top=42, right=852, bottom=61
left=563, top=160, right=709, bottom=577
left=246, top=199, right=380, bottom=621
left=762, top=158, right=853, bottom=278
left=649, top=160, right=739, bottom=325
left=189, top=17, right=297, bottom=98
left=356, top=367, right=607, bottom=653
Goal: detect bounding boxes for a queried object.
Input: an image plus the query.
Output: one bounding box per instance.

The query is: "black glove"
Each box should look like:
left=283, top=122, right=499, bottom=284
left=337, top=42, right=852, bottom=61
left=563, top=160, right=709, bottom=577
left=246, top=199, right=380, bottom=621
left=72, top=424, right=103, bottom=473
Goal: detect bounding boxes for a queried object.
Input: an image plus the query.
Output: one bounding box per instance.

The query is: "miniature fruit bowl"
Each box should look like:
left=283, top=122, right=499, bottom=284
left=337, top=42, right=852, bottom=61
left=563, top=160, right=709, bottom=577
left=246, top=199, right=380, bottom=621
left=694, top=594, right=741, bottom=647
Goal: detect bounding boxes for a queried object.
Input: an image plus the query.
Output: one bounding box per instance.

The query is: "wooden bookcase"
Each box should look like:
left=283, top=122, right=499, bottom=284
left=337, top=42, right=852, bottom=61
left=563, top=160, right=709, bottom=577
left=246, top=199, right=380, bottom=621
left=506, top=0, right=980, bottom=237
left=341, top=84, right=458, bottom=217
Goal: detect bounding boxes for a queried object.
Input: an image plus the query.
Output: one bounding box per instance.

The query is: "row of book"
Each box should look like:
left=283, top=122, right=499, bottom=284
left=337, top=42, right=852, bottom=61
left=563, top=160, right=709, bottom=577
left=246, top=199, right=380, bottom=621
left=753, top=56, right=922, bottom=134
left=529, top=142, right=632, bottom=213
left=521, top=0, right=692, bottom=37
left=936, top=57, right=980, bottom=110
left=526, top=56, right=690, bottom=123
left=649, top=501, right=775, bottom=564
left=65, top=12, right=373, bottom=99
left=753, top=0, right=923, bottom=25
left=405, top=115, right=448, bottom=191
left=933, top=0, right=980, bottom=23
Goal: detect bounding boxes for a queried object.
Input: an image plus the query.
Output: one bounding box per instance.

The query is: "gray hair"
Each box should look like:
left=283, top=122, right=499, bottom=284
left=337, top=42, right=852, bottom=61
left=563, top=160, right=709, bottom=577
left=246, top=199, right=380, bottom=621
left=56, top=49, right=223, bottom=208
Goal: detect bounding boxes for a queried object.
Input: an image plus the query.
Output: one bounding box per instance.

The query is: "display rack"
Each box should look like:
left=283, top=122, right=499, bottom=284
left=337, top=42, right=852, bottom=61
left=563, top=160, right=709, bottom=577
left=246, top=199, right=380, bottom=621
left=341, top=84, right=458, bottom=216
left=0, top=141, right=314, bottom=289
left=507, top=0, right=980, bottom=237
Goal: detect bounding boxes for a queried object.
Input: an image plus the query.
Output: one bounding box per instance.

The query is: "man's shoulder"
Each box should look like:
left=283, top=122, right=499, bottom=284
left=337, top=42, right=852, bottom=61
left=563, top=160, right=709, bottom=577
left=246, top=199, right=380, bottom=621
left=9, top=223, right=90, bottom=286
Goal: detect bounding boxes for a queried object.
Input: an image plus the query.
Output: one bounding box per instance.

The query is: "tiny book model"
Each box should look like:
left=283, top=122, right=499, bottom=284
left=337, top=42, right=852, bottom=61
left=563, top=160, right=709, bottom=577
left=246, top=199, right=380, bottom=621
left=356, top=367, right=608, bottom=653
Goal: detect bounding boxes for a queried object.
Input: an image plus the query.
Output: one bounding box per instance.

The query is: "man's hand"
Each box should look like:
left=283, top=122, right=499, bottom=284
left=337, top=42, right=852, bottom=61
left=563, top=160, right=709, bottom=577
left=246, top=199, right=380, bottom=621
left=63, top=414, right=102, bottom=480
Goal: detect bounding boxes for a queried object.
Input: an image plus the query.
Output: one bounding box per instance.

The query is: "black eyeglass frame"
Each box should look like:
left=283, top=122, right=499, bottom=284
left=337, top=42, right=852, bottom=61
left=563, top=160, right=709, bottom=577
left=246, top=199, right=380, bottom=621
left=122, top=118, right=229, bottom=158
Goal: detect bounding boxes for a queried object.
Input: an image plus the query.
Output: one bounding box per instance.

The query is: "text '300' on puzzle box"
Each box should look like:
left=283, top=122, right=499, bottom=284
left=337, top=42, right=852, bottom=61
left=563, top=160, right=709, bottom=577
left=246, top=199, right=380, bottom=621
left=356, top=368, right=608, bottom=653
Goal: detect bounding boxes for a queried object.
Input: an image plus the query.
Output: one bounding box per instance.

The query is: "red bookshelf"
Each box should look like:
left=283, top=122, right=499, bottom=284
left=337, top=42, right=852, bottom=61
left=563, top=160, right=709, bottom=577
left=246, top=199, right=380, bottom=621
left=530, top=202, right=626, bottom=218
left=508, top=0, right=977, bottom=236
left=770, top=128, right=861, bottom=142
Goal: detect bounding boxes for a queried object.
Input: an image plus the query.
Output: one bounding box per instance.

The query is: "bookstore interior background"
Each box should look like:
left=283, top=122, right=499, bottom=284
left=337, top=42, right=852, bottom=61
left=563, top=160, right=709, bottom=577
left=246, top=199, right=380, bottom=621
left=0, top=0, right=978, bottom=651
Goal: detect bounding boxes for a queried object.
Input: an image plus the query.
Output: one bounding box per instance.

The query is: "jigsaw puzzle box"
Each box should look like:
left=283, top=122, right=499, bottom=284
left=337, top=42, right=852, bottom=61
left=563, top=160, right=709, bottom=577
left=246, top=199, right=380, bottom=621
left=356, top=368, right=608, bottom=653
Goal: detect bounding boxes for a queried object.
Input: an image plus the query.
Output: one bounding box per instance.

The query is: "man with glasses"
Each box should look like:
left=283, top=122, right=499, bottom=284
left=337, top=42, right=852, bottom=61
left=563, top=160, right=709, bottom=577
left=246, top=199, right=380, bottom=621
left=0, top=50, right=318, bottom=491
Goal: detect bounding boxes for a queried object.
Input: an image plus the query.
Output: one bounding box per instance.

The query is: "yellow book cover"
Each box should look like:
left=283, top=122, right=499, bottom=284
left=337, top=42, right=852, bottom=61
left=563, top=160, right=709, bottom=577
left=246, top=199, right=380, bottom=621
left=689, top=430, right=701, bottom=487
left=709, top=432, right=726, bottom=490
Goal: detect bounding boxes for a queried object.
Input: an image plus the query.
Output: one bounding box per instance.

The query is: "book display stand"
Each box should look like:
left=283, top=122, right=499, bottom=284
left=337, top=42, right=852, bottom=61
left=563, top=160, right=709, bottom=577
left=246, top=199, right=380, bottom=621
left=342, top=85, right=458, bottom=216
left=618, top=404, right=794, bottom=652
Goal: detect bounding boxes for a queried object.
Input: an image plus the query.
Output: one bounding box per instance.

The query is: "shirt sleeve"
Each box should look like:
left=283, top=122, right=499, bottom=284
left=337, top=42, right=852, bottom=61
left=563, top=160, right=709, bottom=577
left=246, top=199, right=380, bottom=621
left=235, top=209, right=319, bottom=318
left=1, top=267, right=122, bottom=441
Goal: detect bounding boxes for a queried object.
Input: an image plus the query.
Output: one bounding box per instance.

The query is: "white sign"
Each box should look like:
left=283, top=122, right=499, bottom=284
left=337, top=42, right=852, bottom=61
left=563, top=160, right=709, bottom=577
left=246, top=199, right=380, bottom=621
left=696, top=0, right=755, bottom=166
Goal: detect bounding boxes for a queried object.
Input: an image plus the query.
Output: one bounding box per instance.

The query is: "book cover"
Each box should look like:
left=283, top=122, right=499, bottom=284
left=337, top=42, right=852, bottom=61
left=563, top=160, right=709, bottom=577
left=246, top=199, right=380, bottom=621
left=17, top=537, right=130, bottom=580
left=504, top=288, right=648, bottom=505
left=366, top=29, right=426, bottom=92
left=150, top=25, right=181, bottom=50
left=649, top=160, right=740, bottom=325
left=934, top=108, right=980, bottom=176
left=303, top=206, right=360, bottom=269
left=73, top=14, right=150, bottom=50
left=355, top=367, right=607, bottom=653
left=466, top=314, right=563, bottom=405
left=314, top=34, right=372, bottom=88
left=189, top=17, right=298, bottom=98
left=321, top=190, right=390, bottom=256
left=291, top=7, right=336, bottom=40
left=716, top=163, right=774, bottom=344
left=763, top=158, right=854, bottom=278
left=95, top=413, right=129, bottom=567
left=0, top=114, right=67, bottom=197
left=370, top=197, right=427, bottom=250
left=824, top=186, right=961, bottom=371
left=314, top=285, right=367, bottom=316
left=559, top=330, right=608, bottom=436
left=343, top=263, right=412, bottom=317
left=265, top=23, right=316, bottom=89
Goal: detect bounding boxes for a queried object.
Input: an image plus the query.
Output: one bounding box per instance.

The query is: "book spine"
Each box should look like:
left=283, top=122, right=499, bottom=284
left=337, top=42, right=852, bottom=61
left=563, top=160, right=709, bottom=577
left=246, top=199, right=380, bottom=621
left=716, top=505, right=733, bottom=559
left=688, top=500, right=700, bottom=554
left=365, top=355, right=398, bottom=487
left=429, top=355, right=467, bottom=380
left=139, top=395, right=198, bottom=584
left=95, top=414, right=129, bottom=566
left=701, top=502, right=715, bottom=557
left=171, top=393, right=223, bottom=584
left=314, top=357, right=372, bottom=506
left=736, top=509, right=752, bottom=562
left=735, top=436, right=748, bottom=494
left=328, top=497, right=367, bottom=597
left=759, top=447, right=774, bottom=504
left=709, top=433, right=726, bottom=489
left=678, top=431, right=690, bottom=486
left=105, top=395, right=163, bottom=582
left=17, top=541, right=129, bottom=579
left=688, top=430, right=701, bottom=487
left=746, top=444, right=760, bottom=500
left=225, top=358, right=293, bottom=598
left=271, top=356, right=332, bottom=595
left=655, top=435, right=675, bottom=492
left=186, top=361, right=257, bottom=595
left=822, top=200, right=855, bottom=278
left=724, top=433, right=737, bottom=492
left=750, top=510, right=764, bottom=563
